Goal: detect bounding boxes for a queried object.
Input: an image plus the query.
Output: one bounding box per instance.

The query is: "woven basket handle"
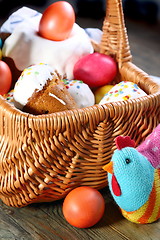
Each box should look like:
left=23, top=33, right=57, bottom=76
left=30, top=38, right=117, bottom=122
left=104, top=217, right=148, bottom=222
left=100, top=0, right=132, bottom=68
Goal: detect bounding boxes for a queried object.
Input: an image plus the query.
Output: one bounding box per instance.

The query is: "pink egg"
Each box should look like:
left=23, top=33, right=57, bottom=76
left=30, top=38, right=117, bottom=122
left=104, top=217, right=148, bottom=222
left=73, top=53, right=117, bottom=88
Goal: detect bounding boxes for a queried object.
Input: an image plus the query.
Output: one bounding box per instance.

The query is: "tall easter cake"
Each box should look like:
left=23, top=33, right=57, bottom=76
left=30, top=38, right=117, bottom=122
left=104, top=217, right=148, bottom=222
left=1, top=7, right=93, bottom=80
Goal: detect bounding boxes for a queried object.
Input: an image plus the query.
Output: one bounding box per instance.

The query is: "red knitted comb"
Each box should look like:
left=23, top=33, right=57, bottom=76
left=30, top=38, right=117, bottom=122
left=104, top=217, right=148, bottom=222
left=115, top=136, right=135, bottom=150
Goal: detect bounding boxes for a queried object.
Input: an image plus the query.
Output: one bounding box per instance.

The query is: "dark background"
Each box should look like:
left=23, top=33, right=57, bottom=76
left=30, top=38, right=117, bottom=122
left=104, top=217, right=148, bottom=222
left=0, top=0, right=160, bottom=23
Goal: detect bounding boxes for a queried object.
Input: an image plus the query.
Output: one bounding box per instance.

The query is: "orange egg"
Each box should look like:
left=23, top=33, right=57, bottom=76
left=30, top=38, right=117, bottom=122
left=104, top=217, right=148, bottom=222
left=39, top=1, right=75, bottom=41
left=0, top=60, right=12, bottom=95
left=63, top=186, right=105, bottom=228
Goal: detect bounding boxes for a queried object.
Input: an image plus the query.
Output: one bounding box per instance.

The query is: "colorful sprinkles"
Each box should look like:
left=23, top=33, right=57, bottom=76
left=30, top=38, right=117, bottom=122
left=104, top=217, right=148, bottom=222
left=62, top=79, right=95, bottom=108
left=3, top=89, right=14, bottom=105
left=99, top=81, right=147, bottom=104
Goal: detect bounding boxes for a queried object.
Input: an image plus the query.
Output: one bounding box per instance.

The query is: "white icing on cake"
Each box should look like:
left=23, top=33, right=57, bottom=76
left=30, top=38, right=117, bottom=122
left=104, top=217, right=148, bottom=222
left=99, top=81, right=147, bottom=104
left=13, top=63, right=55, bottom=109
left=63, top=80, right=95, bottom=108
left=2, top=7, right=93, bottom=79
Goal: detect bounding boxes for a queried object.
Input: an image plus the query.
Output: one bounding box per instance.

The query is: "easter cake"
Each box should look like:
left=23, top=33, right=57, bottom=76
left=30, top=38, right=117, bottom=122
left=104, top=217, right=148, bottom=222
left=99, top=81, right=147, bottom=104
left=13, top=63, right=78, bottom=115
left=63, top=79, right=95, bottom=108
left=0, top=2, right=149, bottom=114
left=1, top=6, right=93, bottom=81
left=0, top=0, right=159, bottom=209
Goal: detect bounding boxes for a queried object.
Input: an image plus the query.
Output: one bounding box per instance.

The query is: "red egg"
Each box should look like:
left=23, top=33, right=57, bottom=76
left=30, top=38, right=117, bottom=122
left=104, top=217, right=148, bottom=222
left=0, top=60, right=12, bottom=95
left=39, top=1, right=75, bottom=41
left=73, top=53, right=117, bottom=88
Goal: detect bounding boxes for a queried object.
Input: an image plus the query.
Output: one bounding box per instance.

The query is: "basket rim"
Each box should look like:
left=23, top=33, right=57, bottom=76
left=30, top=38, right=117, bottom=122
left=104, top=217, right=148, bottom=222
left=1, top=90, right=160, bottom=120
left=0, top=0, right=160, bottom=120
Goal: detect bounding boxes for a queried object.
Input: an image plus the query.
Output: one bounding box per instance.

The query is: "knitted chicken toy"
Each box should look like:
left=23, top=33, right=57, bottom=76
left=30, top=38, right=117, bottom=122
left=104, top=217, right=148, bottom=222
left=103, top=124, right=160, bottom=224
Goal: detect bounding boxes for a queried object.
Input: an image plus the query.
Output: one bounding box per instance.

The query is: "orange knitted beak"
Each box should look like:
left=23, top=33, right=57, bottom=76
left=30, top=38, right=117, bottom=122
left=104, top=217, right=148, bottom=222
left=103, top=161, right=113, bottom=174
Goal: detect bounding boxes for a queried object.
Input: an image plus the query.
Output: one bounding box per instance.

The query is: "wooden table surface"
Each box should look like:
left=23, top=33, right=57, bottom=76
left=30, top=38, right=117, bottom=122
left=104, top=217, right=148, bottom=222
left=0, top=14, right=160, bottom=240
left=1, top=187, right=160, bottom=240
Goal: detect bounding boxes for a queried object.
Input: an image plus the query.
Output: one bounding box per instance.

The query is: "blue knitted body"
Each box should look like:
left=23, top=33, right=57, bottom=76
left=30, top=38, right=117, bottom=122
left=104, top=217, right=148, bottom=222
left=108, top=147, right=154, bottom=212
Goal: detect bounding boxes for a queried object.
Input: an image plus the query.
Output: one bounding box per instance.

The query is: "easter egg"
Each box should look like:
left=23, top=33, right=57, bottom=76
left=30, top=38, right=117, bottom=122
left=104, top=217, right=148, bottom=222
left=62, top=186, right=105, bottom=228
left=73, top=53, right=117, bottom=88
left=39, top=1, right=75, bottom=41
left=0, top=38, right=2, bottom=48
left=94, top=84, right=114, bottom=104
left=0, top=60, right=12, bottom=95
left=0, top=49, right=2, bottom=60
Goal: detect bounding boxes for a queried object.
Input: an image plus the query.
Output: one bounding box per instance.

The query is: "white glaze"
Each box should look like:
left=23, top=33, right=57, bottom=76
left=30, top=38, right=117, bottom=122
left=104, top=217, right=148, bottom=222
left=2, top=8, right=93, bottom=79
left=63, top=80, right=95, bottom=108
left=13, top=63, right=55, bottom=109
left=99, top=81, right=147, bottom=104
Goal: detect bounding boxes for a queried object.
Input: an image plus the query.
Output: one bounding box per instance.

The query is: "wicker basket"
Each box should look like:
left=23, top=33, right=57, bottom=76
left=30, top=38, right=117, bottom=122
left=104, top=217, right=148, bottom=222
left=0, top=0, right=160, bottom=208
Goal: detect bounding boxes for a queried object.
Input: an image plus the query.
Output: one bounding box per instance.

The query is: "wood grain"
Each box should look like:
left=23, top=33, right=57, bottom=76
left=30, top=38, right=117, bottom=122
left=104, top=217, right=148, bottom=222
left=126, top=19, right=160, bottom=77
left=0, top=3, right=160, bottom=240
left=0, top=188, right=159, bottom=240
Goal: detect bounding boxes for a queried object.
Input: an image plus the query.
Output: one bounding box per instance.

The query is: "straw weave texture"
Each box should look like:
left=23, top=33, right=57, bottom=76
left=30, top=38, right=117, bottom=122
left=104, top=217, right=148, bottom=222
left=0, top=0, right=160, bottom=207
